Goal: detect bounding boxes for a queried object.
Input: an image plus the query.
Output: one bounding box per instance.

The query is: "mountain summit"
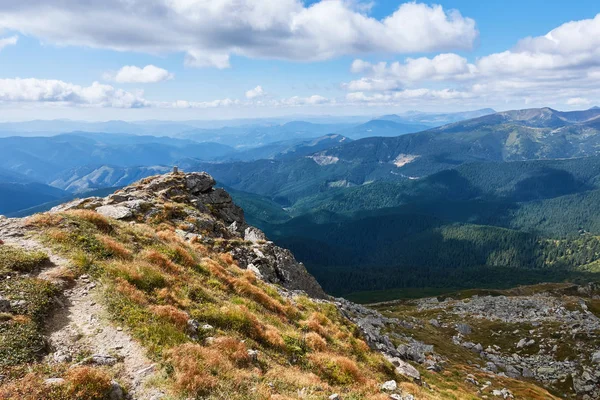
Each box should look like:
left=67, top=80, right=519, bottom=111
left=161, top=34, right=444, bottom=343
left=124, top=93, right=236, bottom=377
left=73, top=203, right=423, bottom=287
left=53, top=170, right=326, bottom=299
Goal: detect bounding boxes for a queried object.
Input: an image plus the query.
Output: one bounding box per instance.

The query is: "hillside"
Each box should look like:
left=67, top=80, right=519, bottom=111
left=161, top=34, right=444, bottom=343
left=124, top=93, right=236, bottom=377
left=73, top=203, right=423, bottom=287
left=0, top=171, right=569, bottom=400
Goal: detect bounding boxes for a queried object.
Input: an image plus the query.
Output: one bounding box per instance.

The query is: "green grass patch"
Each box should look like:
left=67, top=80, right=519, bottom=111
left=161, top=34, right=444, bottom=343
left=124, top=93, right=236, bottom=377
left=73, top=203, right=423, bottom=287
left=0, top=246, right=49, bottom=275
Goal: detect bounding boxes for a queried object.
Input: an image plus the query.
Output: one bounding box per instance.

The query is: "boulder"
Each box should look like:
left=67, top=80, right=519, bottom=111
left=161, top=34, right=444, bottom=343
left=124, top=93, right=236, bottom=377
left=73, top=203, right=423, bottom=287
left=44, top=378, right=66, bottom=386
left=109, top=381, right=124, bottom=400
left=592, top=351, right=600, bottom=364
left=386, top=356, right=420, bottom=380
left=455, top=323, right=472, bottom=335
left=0, top=296, right=11, bottom=313
left=185, top=172, right=215, bottom=194
left=329, top=394, right=340, bottom=400
left=381, top=380, right=397, bottom=391
left=96, top=205, right=133, bottom=220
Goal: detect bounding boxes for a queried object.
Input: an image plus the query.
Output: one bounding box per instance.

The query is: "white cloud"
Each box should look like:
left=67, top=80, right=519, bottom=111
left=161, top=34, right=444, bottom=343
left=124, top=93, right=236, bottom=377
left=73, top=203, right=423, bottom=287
left=0, top=78, right=149, bottom=108
left=342, top=13, right=600, bottom=107
left=0, top=77, right=332, bottom=110
left=0, top=35, right=18, bottom=51
left=106, top=65, right=174, bottom=83
left=0, top=1, right=477, bottom=68
left=245, top=86, right=266, bottom=99
left=278, top=95, right=331, bottom=106
left=566, top=97, right=592, bottom=106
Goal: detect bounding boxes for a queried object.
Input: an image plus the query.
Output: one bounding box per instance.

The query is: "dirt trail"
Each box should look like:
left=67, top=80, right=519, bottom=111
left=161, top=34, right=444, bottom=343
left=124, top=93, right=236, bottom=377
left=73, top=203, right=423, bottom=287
left=0, top=217, right=163, bottom=400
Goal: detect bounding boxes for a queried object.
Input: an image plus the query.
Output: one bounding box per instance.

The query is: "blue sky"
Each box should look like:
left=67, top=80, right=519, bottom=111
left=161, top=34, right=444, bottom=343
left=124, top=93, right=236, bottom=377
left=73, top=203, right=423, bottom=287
left=0, top=1, right=599, bottom=121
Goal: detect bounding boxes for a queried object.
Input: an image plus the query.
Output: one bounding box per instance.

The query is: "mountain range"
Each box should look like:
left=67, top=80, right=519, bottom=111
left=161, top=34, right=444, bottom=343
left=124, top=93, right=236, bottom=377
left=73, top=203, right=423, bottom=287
left=4, top=106, right=600, bottom=300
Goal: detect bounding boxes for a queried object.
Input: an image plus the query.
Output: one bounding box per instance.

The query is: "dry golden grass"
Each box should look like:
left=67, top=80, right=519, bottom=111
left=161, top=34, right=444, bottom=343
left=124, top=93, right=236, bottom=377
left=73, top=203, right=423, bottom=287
left=307, top=352, right=364, bottom=385
left=64, top=366, right=113, bottom=399
left=149, top=305, right=189, bottom=329
left=168, top=343, right=229, bottom=396
left=0, top=367, right=113, bottom=400
left=25, top=213, right=64, bottom=228
left=141, top=249, right=180, bottom=274
left=305, top=332, right=328, bottom=351
left=212, top=337, right=251, bottom=367
left=42, top=265, right=76, bottom=282
left=114, top=277, right=149, bottom=305
left=97, top=235, right=132, bottom=260
left=65, top=210, right=113, bottom=234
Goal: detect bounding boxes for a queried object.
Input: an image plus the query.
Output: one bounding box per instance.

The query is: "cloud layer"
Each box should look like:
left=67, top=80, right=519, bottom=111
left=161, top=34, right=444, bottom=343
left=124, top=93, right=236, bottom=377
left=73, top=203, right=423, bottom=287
left=106, top=65, right=174, bottom=83
left=0, top=1, right=477, bottom=68
left=344, top=13, right=600, bottom=107
left=0, top=35, right=18, bottom=51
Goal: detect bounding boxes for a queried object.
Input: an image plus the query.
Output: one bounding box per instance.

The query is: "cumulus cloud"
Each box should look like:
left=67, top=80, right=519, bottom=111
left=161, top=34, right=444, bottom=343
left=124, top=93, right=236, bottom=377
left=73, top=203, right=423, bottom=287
left=106, top=65, right=174, bottom=83
left=0, top=77, right=333, bottom=110
left=0, top=1, right=477, bottom=68
left=245, top=86, right=266, bottom=99
left=0, top=35, right=18, bottom=51
left=343, top=13, right=600, bottom=106
left=0, top=78, right=149, bottom=108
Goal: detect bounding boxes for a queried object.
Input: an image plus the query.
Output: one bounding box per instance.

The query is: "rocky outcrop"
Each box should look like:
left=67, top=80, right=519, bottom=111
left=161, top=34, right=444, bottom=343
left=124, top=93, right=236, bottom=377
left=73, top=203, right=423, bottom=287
left=51, top=171, right=326, bottom=298
left=336, top=298, right=446, bottom=381
left=416, top=291, right=600, bottom=399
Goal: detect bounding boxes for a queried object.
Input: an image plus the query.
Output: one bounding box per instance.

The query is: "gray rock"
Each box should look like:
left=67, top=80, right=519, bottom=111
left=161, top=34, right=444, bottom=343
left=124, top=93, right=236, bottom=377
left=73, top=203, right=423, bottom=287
left=244, top=227, right=266, bottom=243
left=0, top=296, right=11, bottom=313
left=53, top=350, right=72, bottom=363
left=44, top=378, right=66, bottom=386
left=381, top=380, right=397, bottom=391
left=389, top=395, right=402, bottom=400
left=522, top=367, right=534, bottom=378
left=592, top=351, right=600, bottom=364
left=87, top=354, right=117, bottom=366
left=455, top=323, right=472, bottom=335
left=429, top=319, right=440, bottom=328
left=485, top=361, right=498, bottom=372
left=329, top=394, right=340, bottom=400
left=386, top=356, right=420, bottom=380
left=96, top=205, right=133, bottom=220
left=185, top=172, right=215, bottom=194
left=247, top=349, right=259, bottom=362
left=109, top=381, right=124, bottom=400
left=187, top=319, right=200, bottom=334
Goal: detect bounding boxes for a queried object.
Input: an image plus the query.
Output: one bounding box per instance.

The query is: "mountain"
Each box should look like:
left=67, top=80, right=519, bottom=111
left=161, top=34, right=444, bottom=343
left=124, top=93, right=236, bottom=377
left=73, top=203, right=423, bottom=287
left=219, top=134, right=351, bottom=161
left=0, top=182, right=69, bottom=215
left=0, top=134, right=234, bottom=182
left=337, top=119, right=431, bottom=139
left=0, top=171, right=591, bottom=399
left=177, top=121, right=355, bottom=148
left=377, top=108, right=496, bottom=125
left=51, top=165, right=172, bottom=192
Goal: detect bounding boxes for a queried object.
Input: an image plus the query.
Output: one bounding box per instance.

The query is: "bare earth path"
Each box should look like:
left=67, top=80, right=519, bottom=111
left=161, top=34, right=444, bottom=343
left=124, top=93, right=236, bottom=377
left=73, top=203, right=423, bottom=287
left=0, top=217, right=164, bottom=400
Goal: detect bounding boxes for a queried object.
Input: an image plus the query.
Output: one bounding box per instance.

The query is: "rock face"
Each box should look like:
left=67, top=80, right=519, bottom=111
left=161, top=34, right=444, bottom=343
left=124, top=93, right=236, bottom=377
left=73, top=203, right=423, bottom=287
left=53, top=171, right=326, bottom=298
left=336, top=298, right=444, bottom=381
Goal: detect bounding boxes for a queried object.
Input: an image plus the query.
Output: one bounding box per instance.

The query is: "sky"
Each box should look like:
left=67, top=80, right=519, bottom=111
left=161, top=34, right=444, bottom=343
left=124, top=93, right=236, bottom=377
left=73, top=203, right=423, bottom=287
left=0, top=0, right=599, bottom=121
